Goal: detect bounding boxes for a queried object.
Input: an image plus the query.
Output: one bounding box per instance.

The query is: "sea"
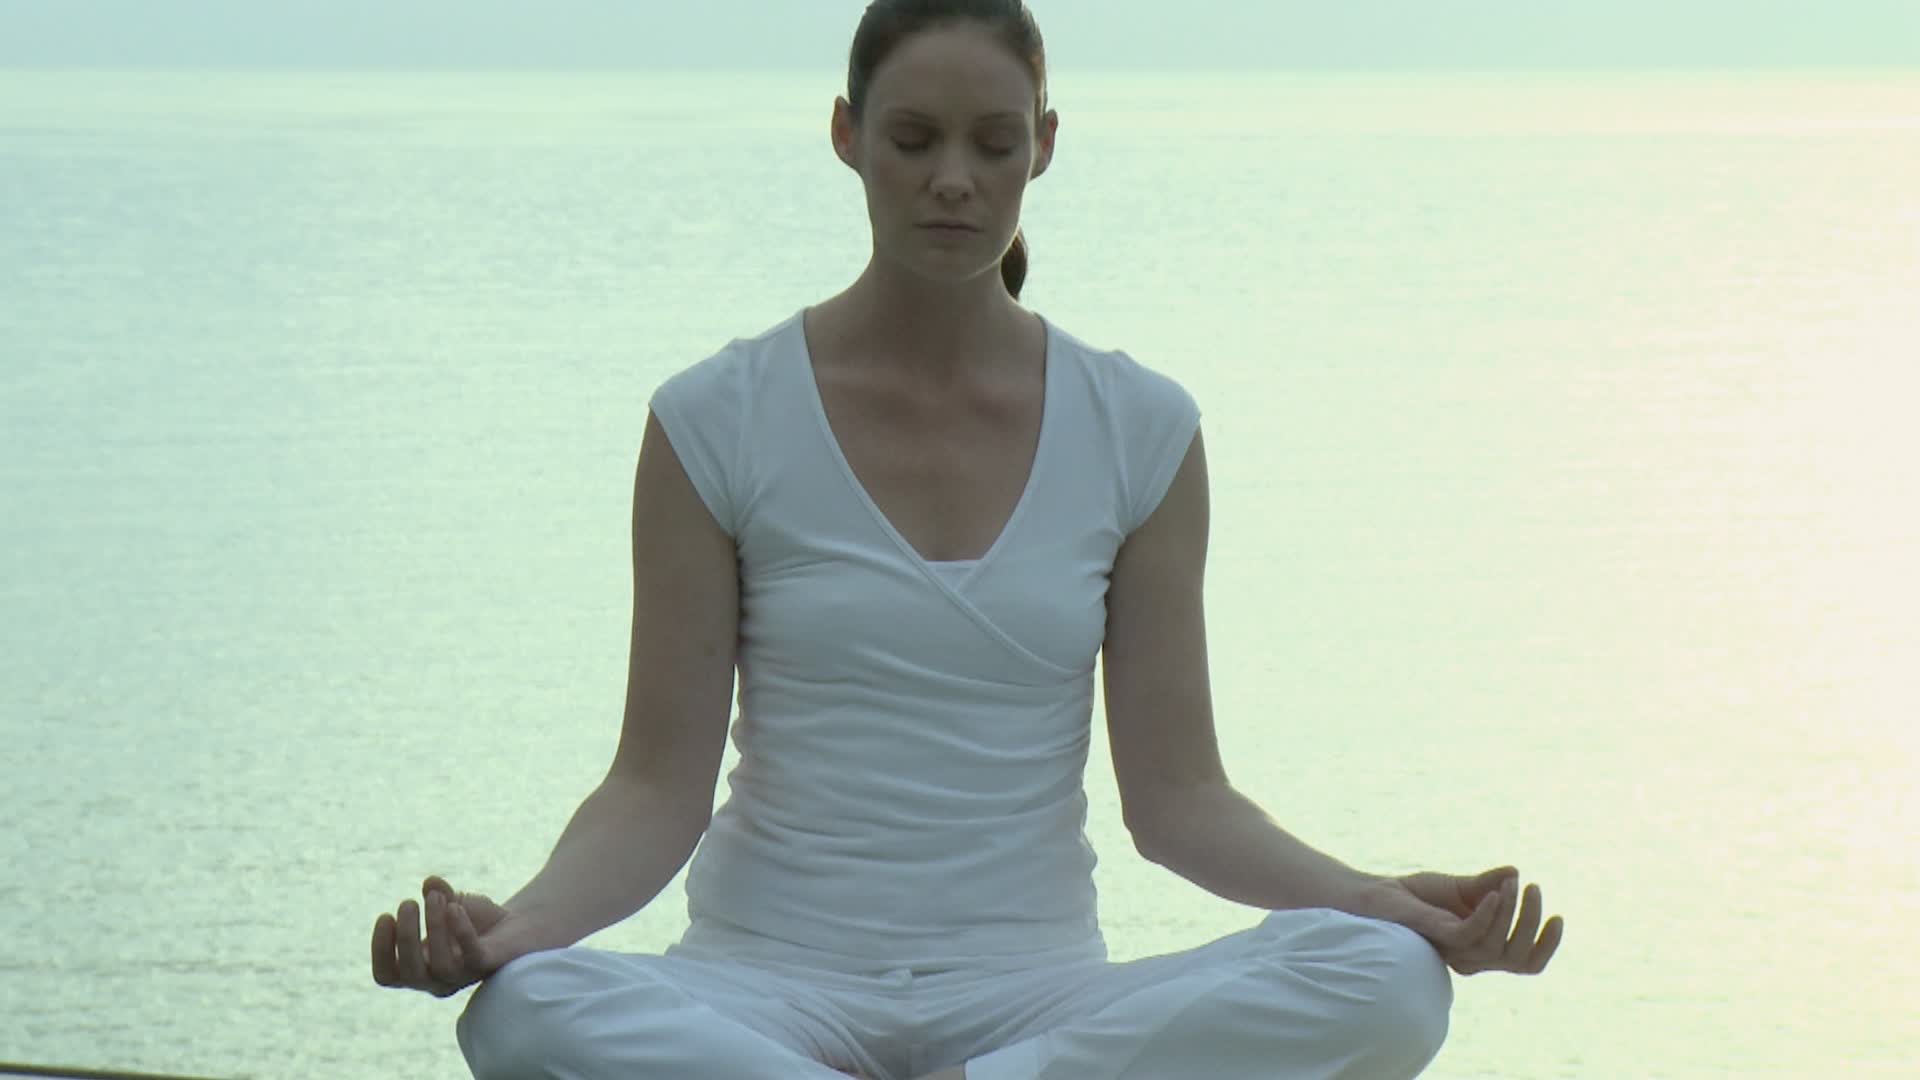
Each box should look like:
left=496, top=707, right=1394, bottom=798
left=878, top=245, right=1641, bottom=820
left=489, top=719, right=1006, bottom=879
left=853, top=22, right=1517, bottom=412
left=2, top=68, right=1916, bottom=1079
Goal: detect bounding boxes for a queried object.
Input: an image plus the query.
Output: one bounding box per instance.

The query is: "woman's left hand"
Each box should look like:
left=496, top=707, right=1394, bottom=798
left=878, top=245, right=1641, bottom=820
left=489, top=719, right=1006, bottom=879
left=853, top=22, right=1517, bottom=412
left=1351, top=866, right=1565, bottom=976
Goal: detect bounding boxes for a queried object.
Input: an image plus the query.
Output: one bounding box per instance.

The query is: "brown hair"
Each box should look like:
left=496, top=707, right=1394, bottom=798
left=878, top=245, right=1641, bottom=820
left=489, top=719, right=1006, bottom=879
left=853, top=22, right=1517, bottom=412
left=845, top=0, right=1048, bottom=300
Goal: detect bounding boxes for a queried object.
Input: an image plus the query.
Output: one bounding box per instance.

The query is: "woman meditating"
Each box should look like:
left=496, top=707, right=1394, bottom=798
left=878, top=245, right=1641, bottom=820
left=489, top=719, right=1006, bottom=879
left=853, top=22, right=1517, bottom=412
left=369, top=2, right=1564, bottom=1076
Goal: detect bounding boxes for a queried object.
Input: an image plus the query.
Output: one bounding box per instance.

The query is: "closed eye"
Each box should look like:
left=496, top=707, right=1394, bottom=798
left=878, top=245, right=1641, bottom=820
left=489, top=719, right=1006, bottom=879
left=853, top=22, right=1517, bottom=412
left=893, top=139, right=1016, bottom=158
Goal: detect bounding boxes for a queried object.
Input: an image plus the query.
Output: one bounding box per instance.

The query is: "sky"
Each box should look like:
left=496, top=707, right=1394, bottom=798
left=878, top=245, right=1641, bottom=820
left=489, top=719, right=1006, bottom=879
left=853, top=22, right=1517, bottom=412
left=0, top=0, right=1915, bottom=71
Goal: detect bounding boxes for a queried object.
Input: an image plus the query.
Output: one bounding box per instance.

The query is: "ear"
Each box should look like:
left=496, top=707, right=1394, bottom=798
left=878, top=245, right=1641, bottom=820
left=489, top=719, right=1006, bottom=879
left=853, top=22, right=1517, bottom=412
left=1031, top=109, right=1059, bottom=180
left=831, top=97, right=862, bottom=172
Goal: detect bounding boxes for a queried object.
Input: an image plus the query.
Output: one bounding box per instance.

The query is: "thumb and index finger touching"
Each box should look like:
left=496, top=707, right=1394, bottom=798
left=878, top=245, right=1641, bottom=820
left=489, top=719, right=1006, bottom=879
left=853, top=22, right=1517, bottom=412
left=422, top=873, right=463, bottom=904
left=1403, top=865, right=1513, bottom=915
left=1427, top=870, right=1511, bottom=947
left=1395, top=865, right=1516, bottom=947
left=423, top=873, right=506, bottom=918
left=371, top=873, right=494, bottom=991
left=1461, top=865, right=1518, bottom=905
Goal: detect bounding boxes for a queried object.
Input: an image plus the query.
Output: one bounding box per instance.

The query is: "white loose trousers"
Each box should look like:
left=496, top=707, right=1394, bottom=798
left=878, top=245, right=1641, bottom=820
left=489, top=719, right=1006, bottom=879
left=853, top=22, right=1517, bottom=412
left=456, top=906, right=1453, bottom=1080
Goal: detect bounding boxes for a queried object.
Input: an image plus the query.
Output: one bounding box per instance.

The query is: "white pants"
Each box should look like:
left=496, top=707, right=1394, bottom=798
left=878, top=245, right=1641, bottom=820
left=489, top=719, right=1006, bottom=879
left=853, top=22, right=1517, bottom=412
left=456, top=907, right=1452, bottom=1079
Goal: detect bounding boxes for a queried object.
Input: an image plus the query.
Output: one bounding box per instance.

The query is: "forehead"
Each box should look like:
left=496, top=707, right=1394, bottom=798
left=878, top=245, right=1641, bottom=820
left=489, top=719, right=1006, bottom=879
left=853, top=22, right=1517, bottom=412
left=884, top=106, right=1026, bottom=124
left=867, top=24, right=1037, bottom=122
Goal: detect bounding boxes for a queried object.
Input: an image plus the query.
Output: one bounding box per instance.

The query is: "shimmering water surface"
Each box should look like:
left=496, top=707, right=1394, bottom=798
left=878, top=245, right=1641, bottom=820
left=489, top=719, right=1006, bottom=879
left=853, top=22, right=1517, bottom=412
left=2, top=70, right=1916, bottom=1078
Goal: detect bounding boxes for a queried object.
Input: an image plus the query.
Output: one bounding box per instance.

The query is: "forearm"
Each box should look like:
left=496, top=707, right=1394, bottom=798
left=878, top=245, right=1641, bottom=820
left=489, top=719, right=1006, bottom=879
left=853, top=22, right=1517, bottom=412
left=1134, top=782, right=1384, bottom=913
left=504, top=772, right=707, bottom=951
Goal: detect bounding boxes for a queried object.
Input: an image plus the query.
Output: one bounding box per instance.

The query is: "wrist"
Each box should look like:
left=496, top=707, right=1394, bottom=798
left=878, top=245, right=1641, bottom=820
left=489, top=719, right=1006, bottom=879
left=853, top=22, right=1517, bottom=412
left=477, top=895, right=566, bottom=953
left=1334, top=872, right=1405, bottom=922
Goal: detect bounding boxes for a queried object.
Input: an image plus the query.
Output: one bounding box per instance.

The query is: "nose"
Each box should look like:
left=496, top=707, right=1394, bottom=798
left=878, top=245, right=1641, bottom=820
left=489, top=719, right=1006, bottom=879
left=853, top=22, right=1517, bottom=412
left=929, top=146, right=976, bottom=201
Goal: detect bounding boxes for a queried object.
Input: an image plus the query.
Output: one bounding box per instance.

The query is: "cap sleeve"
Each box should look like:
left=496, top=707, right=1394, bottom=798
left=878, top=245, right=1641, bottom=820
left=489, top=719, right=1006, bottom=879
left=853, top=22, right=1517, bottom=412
left=647, top=351, right=748, bottom=537
left=1116, top=350, right=1202, bottom=535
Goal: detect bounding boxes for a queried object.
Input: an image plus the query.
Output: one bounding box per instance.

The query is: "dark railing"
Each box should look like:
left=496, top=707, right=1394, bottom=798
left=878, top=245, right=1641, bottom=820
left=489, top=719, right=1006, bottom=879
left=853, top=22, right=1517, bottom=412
left=0, top=1065, right=240, bottom=1080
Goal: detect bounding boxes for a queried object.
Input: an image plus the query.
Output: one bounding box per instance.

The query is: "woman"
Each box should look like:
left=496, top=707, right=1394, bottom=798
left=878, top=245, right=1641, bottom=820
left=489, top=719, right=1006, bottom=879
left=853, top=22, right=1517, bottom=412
left=370, top=2, right=1564, bottom=1077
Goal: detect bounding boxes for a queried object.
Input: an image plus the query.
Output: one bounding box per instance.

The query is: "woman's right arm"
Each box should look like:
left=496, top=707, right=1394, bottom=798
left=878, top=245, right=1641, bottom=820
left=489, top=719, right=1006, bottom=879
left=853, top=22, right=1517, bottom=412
left=501, top=408, right=741, bottom=950
left=373, top=409, right=739, bottom=993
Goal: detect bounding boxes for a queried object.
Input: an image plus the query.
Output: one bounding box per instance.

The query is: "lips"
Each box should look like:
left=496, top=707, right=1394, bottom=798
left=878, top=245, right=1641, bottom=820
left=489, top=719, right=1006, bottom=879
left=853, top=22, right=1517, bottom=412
left=921, top=222, right=978, bottom=231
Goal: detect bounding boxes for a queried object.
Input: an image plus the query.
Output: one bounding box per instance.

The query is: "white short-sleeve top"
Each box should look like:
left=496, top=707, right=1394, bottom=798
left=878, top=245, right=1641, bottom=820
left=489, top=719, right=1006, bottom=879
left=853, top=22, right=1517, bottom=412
left=646, top=307, right=1201, bottom=974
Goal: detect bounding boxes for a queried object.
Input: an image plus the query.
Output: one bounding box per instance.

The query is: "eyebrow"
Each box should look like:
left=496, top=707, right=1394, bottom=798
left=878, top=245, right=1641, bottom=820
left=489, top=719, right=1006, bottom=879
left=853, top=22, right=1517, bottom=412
left=887, top=107, right=1025, bottom=123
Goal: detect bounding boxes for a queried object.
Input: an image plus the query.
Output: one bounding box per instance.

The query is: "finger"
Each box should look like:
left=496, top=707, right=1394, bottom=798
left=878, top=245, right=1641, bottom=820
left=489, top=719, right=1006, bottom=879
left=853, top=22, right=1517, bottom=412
left=1456, top=878, right=1512, bottom=968
left=1504, top=884, right=1544, bottom=968
left=1480, top=875, right=1518, bottom=947
left=1446, top=888, right=1501, bottom=958
left=425, top=891, right=458, bottom=985
left=1527, top=914, right=1566, bottom=974
left=423, top=878, right=468, bottom=985
left=397, top=899, right=427, bottom=987
left=450, top=901, right=488, bottom=975
left=1473, top=883, right=1506, bottom=939
left=371, top=913, right=400, bottom=987
left=433, top=896, right=470, bottom=987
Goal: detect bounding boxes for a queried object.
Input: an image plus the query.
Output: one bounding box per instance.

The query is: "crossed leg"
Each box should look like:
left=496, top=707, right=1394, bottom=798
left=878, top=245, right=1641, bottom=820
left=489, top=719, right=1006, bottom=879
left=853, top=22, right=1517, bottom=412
left=912, top=908, right=1453, bottom=1080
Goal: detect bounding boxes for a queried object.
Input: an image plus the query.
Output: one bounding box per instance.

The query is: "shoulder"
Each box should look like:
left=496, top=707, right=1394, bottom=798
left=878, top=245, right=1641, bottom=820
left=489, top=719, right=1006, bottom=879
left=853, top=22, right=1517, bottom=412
left=652, top=309, right=802, bottom=409
left=644, top=310, right=806, bottom=535
left=1040, top=314, right=1203, bottom=534
left=1043, top=314, right=1200, bottom=428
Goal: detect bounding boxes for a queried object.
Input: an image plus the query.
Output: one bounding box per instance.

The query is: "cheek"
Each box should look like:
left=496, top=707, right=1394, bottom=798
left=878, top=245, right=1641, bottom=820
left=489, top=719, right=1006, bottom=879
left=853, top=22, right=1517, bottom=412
left=863, top=156, right=920, bottom=200
left=869, top=156, right=915, bottom=185
left=987, top=154, right=1036, bottom=191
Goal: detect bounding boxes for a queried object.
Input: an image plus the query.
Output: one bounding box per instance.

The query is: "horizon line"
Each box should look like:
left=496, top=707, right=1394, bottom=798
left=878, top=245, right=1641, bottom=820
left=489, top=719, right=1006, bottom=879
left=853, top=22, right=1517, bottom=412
left=4, top=61, right=1918, bottom=76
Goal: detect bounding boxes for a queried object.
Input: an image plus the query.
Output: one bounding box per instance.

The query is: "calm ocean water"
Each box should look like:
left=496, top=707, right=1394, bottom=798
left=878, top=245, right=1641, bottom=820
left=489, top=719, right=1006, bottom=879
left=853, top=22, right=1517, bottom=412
left=2, top=69, right=1916, bottom=1079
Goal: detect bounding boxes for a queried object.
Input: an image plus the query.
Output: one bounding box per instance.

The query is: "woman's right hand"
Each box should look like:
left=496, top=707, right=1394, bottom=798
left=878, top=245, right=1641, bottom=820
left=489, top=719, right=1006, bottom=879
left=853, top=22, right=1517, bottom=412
left=371, top=875, right=533, bottom=997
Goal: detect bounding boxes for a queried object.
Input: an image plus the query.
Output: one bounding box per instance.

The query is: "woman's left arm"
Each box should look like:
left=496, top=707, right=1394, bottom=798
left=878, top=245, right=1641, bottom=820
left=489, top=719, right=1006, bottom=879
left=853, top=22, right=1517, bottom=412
left=1102, top=426, right=1563, bottom=975
left=1103, top=427, right=1379, bottom=910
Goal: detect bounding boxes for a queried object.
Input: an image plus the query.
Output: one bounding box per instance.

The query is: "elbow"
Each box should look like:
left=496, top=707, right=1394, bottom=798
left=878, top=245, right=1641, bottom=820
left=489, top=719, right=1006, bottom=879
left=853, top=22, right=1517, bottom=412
left=1122, top=778, right=1229, bottom=867
left=602, top=768, right=713, bottom=855
left=664, top=798, right=714, bottom=859
left=1123, top=810, right=1173, bottom=866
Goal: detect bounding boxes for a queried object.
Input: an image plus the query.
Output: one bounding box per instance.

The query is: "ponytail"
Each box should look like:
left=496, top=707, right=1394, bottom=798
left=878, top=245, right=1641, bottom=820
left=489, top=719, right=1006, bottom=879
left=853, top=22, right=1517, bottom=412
left=1001, top=226, right=1029, bottom=299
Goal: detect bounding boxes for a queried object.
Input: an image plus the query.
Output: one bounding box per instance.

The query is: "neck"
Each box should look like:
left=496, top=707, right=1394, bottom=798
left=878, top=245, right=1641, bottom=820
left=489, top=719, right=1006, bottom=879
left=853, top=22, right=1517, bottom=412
left=830, top=265, right=1027, bottom=381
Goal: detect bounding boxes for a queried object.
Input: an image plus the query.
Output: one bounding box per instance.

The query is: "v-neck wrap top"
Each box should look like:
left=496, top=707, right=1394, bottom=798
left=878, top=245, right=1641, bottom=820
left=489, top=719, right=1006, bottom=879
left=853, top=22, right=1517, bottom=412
left=646, top=307, right=1202, bottom=974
